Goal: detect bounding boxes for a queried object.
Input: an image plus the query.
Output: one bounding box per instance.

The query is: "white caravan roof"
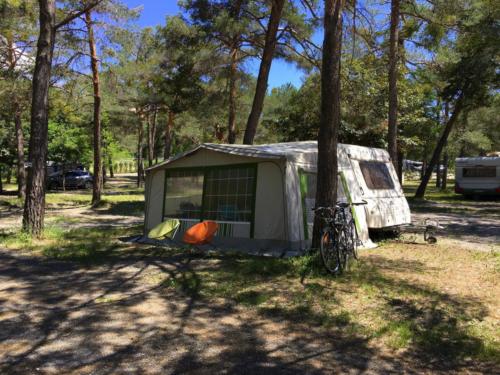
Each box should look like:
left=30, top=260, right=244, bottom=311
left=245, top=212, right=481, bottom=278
left=146, top=141, right=391, bottom=171
left=456, top=157, right=500, bottom=167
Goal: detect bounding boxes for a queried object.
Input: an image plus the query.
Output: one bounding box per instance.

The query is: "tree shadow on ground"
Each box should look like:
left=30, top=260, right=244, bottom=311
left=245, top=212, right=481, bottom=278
left=0, top=247, right=498, bottom=374
left=92, top=200, right=144, bottom=217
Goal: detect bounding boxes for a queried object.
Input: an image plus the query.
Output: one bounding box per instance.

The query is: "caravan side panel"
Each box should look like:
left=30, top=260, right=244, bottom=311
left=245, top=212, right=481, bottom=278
left=285, top=161, right=304, bottom=248
left=455, top=157, right=500, bottom=196
left=254, top=161, right=286, bottom=241
left=144, top=169, right=165, bottom=232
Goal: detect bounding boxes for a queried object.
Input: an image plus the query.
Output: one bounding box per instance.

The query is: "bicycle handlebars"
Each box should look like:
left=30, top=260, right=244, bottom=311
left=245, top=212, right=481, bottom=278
left=313, top=200, right=367, bottom=212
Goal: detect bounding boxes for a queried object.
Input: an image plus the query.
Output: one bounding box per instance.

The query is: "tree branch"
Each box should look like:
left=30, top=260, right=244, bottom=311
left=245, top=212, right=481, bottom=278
left=55, top=0, right=104, bottom=30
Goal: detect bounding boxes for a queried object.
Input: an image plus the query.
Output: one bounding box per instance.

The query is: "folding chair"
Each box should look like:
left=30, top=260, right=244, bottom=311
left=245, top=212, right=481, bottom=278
left=148, top=218, right=181, bottom=240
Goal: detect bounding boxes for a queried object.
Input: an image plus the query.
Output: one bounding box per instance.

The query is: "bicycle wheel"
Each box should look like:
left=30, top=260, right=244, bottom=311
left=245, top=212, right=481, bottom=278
left=320, top=228, right=341, bottom=274
left=346, top=219, right=359, bottom=260
left=337, top=226, right=349, bottom=272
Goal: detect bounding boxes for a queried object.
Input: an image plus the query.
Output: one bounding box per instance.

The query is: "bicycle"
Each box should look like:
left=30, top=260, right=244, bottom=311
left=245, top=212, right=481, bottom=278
left=313, top=200, right=366, bottom=274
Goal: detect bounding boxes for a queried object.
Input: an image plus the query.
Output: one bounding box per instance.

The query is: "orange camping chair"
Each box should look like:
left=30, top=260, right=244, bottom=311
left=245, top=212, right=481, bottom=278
left=183, top=221, right=218, bottom=245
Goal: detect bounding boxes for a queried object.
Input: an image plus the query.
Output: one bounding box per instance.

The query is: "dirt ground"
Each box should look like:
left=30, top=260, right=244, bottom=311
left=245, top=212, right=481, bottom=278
left=0, top=175, right=143, bottom=231
left=0, top=176, right=498, bottom=374
left=411, top=200, right=500, bottom=248
left=1, top=245, right=498, bottom=375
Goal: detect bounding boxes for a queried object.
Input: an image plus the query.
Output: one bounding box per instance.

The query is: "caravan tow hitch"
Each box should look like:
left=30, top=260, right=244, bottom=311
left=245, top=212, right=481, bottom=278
left=401, top=218, right=445, bottom=244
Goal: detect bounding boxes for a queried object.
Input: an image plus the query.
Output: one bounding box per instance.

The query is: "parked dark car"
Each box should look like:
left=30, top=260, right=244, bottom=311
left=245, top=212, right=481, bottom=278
left=47, top=170, right=93, bottom=190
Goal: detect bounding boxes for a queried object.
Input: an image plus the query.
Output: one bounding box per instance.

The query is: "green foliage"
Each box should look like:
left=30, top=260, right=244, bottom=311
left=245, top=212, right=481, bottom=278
left=440, top=0, right=499, bottom=109
left=48, top=120, right=92, bottom=168
left=153, top=16, right=211, bottom=114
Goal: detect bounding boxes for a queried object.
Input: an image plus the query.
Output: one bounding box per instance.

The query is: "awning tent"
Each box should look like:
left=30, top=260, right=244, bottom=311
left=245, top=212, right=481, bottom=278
left=144, top=141, right=411, bottom=253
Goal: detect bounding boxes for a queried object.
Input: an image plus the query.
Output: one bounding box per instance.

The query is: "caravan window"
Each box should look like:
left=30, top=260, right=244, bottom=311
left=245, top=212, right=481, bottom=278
left=163, top=166, right=256, bottom=223
left=164, top=170, right=204, bottom=219
left=359, top=161, right=394, bottom=190
left=203, top=166, right=256, bottom=222
left=463, top=167, right=496, bottom=178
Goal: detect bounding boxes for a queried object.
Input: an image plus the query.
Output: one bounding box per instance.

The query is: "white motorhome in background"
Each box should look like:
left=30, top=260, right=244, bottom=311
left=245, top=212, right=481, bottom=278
left=455, top=157, right=500, bottom=197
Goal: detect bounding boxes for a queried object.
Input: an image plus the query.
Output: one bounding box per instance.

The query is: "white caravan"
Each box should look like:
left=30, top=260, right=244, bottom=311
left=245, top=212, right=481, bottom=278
left=455, top=157, right=500, bottom=197
left=144, top=141, right=411, bottom=253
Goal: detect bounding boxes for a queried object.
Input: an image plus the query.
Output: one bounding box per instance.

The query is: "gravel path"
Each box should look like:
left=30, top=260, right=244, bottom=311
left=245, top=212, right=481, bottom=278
left=411, top=199, right=500, bottom=247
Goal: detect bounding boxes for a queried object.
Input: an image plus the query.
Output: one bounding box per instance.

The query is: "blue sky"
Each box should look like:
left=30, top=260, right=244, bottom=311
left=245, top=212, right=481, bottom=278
left=122, top=0, right=306, bottom=88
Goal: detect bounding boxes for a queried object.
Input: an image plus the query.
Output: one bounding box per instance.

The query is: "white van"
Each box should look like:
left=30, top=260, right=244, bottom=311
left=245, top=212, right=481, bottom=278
left=455, top=157, right=500, bottom=197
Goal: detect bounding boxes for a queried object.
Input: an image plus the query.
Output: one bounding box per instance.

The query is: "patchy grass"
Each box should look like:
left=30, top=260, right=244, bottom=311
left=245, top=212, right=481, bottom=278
left=1, top=219, right=498, bottom=365
left=404, top=178, right=461, bottom=203
left=92, top=194, right=144, bottom=216
left=403, top=178, right=500, bottom=222
left=144, top=243, right=499, bottom=364
left=0, top=224, right=66, bottom=251
left=0, top=182, right=144, bottom=213
left=0, top=175, right=498, bottom=367
left=0, top=224, right=143, bottom=263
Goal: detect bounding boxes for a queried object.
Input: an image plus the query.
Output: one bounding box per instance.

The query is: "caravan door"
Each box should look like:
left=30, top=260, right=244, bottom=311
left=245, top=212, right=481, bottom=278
left=349, top=159, right=411, bottom=228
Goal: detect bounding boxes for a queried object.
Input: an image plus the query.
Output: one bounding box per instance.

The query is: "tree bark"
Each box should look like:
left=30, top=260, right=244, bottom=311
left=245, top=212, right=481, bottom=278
left=137, top=119, right=144, bottom=188
left=243, top=0, right=285, bottom=145
left=387, top=0, right=400, bottom=174
left=397, top=148, right=403, bottom=183
left=14, top=101, right=26, bottom=199
left=147, top=106, right=157, bottom=166
left=312, top=0, right=344, bottom=248
left=436, top=160, right=442, bottom=187
left=102, top=159, right=107, bottom=180
left=23, top=0, right=56, bottom=237
left=85, top=10, right=103, bottom=206
left=108, top=154, right=114, bottom=178
left=0, top=164, right=3, bottom=193
left=164, top=110, right=174, bottom=160
left=6, top=165, right=12, bottom=184
left=6, top=36, right=26, bottom=200
left=441, top=149, right=448, bottom=190
left=415, top=97, right=464, bottom=198
left=441, top=102, right=449, bottom=190
left=146, top=111, right=152, bottom=167
left=227, top=47, right=238, bottom=144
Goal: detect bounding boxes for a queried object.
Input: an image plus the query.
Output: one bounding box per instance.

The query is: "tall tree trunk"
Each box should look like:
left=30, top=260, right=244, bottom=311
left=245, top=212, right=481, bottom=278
left=312, top=0, right=344, bottom=248
left=23, top=0, right=56, bottom=237
left=137, top=120, right=144, bottom=187
left=102, top=159, right=107, bottom=181
left=227, top=47, right=238, bottom=144
left=397, top=148, right=403, bottom=183
left=441, top=149, right=448, bottom=190
left=415, top=97, right=464, bottom=198
left=108, top=154, right=114, bottom=178
left=164, top=110, right=174, bottom=159
left=387, top=0, right=400, bottom=174
left=147, top=111, right=153, bottom=167
left=6, top=165, right=12, bottom=184
left=14, top=102, right=26, bottom=199
left=6, top=37, right=26, bottom=200
left=243, top=0, right=285, bottom=145
left=147, top=106, right=157, bottom=166
left=441, top=103, right=449, bottom=190
left=85, top=10, right=103, bottom=206
left=420, top=159, right=426, bottom=180
left=0, top=164, right=3, bottom=193
left=436, top=160, right=442, bottom=187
